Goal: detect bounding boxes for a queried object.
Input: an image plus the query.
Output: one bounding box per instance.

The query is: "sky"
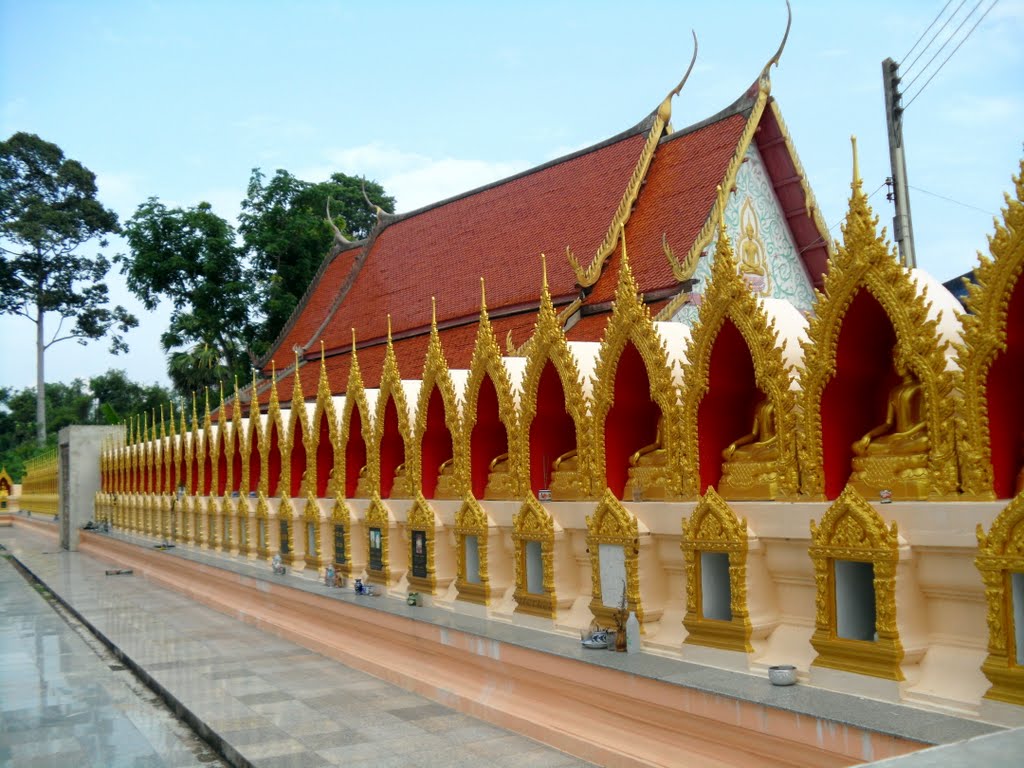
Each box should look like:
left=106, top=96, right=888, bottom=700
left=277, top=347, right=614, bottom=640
left=1, top=0, right=1021, bottom=393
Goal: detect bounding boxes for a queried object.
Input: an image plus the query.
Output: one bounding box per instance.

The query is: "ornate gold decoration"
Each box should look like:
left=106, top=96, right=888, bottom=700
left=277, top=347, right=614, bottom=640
left=586, top=489, right=644, bottom=627
left=567, top=35, right=698, bottom=287
left=243, top=370, right=261, bottom=497
left=454, top=495, right=490, bottom=605
left=680, top=193, right=798, bottom=499
left=203, top=390, right=216, bottom=500
left=279, top=494, right=296, bottom=563
left=262, top=360, right=286, bottom=497
left=303, top=490, right=322, bottom=568
left=809, top=485, right=904, bottom=681
left=736, top=197, right=771, bottom=295
left=188, top=394, right=198, bottom=497
left=255, top=492, right=270, bottom=558
left=680, top=488, right=752, bottom=652
left=798, top=139, right=956, bottom=499
left=957, top=160, right=1024, bottom=499
left=519, top=255, right=593, bottom=500
left=413, top=297, right=464, bottom=499
left=406, top=493, right=439, bottom=594
left=374, top=316, right=415, bottom=499
left=464, top=280, right=521, bottom=499
left=341, top=331, right=373, bottom=498
left=364, top=494, right=392, bottom=585
left=288, top=353, right=310, bottom=498
left=590, top=229, right=682, bottom=499
left=975, top=493, right=1024, bottom=705
left=511, top=494, right=557, bottom=619
left=310, top=343, right=340, bottom=498
left=329, top=497, right=353, bottom=575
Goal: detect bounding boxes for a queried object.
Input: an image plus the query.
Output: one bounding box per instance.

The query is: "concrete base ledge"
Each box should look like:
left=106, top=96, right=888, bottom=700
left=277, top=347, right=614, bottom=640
left=64, top=529, right=923, bottom=767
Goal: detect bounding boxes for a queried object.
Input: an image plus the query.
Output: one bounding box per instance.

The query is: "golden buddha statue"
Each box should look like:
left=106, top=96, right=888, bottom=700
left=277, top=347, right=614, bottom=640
left=353, top=464, right=373, bottom=498
left=736, top=199, right=770, bottom=295
left=389, top=462, right=413, bottom=499
left=719, top=399, right=781, bottom=500
left=739, top=223, right=766, bottom=277
left=434, top=457, right=460, bottom=499
left=623, top=417, right=673, bottom=501
left=549, top=447, right=585, bottom=500
left=849, top=372, right=930, bottom=499
left=484, top=452, right=516, bottom=500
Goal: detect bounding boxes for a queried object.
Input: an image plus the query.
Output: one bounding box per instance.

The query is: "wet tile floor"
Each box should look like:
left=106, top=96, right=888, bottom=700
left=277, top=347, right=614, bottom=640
left=1, top=528, right=590, bottom=767
left=0, top=544, right=228, bottom=767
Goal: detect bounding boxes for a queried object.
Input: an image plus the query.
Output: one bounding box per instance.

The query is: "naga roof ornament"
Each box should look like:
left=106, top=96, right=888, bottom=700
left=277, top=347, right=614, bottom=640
left=566, top=31, right=698, bottom=288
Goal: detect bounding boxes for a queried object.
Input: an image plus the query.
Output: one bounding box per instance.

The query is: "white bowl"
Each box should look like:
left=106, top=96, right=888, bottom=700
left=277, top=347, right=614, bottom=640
left=768, top=665, right=798, bottom=686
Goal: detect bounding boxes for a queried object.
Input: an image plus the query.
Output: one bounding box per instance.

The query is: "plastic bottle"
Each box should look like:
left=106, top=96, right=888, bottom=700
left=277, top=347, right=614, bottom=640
left=625, top=611, right=640, bottom=654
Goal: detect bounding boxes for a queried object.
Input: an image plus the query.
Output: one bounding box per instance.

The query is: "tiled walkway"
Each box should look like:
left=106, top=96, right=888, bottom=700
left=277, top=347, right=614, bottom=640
left=0, top=543, right=228, bottom=767
left=1, top=527, right=590, bottom=768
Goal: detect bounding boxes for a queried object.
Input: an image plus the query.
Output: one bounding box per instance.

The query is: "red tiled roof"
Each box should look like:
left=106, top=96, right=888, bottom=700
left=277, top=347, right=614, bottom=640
left=586, top=113, right=749, bottom=305
left=280, top=131, right=647, bottom=363
left=565, top=299, right=670, bottom=343
left=261, top=312, right=542, bottom=405
left=271, top=245, right=361, bottom=359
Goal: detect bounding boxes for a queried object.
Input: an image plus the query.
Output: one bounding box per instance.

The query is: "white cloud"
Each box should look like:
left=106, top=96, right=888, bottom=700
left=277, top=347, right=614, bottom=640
left=302, top=143, right=526, bottom=213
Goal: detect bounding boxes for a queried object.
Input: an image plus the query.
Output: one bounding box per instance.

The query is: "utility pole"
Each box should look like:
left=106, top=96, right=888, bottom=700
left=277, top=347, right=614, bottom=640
left=882, top=57, right=916, bottom=268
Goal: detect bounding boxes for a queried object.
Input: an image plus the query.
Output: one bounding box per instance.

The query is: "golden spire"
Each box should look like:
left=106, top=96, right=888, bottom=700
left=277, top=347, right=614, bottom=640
left=614, top=224, right=642, bottom=304
left=538, top=253, right=554, bottom=318
left=839, top=134, right=887, bottom=259
left=232, top=376, right=240, bottom=421
left=320, top=339, right=325, bottom=365
left=291, top=346, right=305, bottom=406
left=386, top=313, right=393, bottom=344
left=349, top=328, right=362, bottom=378
left=431, top=296, right=438, bottom=332
left=191, top=392, right=199, bottom=436
left=159, top=404, right=166, bottom=441
left=268, top=359, right=281, bottom=414
left=480, top=276, right=488, bottom=313
left=248, top=368, right=260, bottom=422
left=317, top=338, right=331, bottom=401
left=178, top=398, right=186, bottom=443
left=204, top=387, right=212, bottom=431
left=851, top=135, right=861, bottom=191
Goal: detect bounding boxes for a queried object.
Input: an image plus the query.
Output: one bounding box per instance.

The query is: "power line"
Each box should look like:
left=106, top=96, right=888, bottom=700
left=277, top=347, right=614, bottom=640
left=904, top=0, right=998, bottom=108
left=901, top=0, right=954, bottom=65
left=799, top=182, right=886, bottom=254
left=909, top=184, right=996, bottom=216
left=901, top=0, right=967, bottom=78
left=904, top=0, right=980, bottom=91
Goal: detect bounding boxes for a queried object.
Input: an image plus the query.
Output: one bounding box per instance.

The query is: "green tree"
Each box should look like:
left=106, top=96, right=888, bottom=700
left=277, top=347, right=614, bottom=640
left=0, top=132, right=138, bottom=444
left=118, top=198, right=255, bottom=396
left=239, top=170, right=394, bottom=355
left=89, top=369, right=173, bottom=425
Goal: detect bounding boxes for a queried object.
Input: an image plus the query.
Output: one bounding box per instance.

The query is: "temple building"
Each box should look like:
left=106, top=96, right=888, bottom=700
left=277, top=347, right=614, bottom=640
left=94, top=28, right=1024, bottom=727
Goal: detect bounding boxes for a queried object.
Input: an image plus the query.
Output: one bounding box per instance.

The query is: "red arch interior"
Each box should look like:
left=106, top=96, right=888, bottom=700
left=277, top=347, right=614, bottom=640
left=820, top=290, right=899, bottom=499
left=380, top=397, right=405, bottom=498
left=345, top=408, right=367, bottom=498
left=316, top=413, right=333, bottom=497
left=529, top=362, right=576, bottom=494
left=267, top=422, right=281, bottom=497
left=202, top=439, right=212, bottom=496
left=604, top=342, right=660, bottom=499
left=231, top=431, right=242, bottom=494
left=420, top=386, right=453, bottom=499
left=217, top=433, right=228, bottom=495
left=189, top=443, right=199, bottom=495
left=169, top=443, right=178, bottom=493
left=248, top=428, right=260, bottom=494
left=697, top=320, right=760, bottom=493
left=289, top=419, right=306, bottom=497
left=470, top=376, right=508, bottom=498
left=987, top=276, right=1024, bottom=497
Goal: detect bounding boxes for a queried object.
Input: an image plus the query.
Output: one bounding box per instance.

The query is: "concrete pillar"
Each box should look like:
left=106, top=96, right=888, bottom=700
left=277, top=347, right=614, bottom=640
left=58, top=425, right=123, bottom=550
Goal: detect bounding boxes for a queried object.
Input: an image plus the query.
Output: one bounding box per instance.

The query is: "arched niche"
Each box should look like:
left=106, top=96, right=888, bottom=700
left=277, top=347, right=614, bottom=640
left=958, top=166, right=1024, bottom=499
left=680, top=488, right=752, bottom=652
left=302, top=494, right=322, bottom=570
left=329, top=498, right=354, bottom=576
left=406, top=494, right=441, bottom=594
left=374, top=342, right=414, bottom=500
left=799, top=170, right=956, bottom=501
left=286, top=363, right=309, bottom=499
left=591, top=251, right=680, bottom=501
left=519, top=285, right=591, bottom=500
left=246, top=416, right=260, bottom=496
left=365, top=495, right=403, bottom=586
left=975, top=493, right=1024, bottom=705
left=586, top=490, right=644, bottom=628
left=681, top=230, right=802, bottom=500
left=454, top=496, right=490, bottom=605
left=464, top=309, right=519, bottom=501
left=809, top=485, right=904, bottom=681
left=265, top=419, right=283, bottom=498
left=202, top=417, right=213, bottom=497
left=188, top=430, right=200, bottom=496
left=415, top=324, right=461, bottom=500
left=278, top=495, right=295, bottom=562
left=230, top=421, right=243, bottom=495
left=341, top=388, right=372, bottom=500
left=512, top=495, right=557, bottom=619
left=310, top=362, right=339, bottom=499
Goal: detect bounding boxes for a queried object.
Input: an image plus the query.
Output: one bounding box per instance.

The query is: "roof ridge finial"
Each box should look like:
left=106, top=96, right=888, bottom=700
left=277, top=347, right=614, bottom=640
left=851, top=134, right=861, bottom=192
left=325, top=197, right=352, bottom=246
left=661, top=30, right=699, bottom=120
left=716, top=184, right=727, bottom=233
left=759, top=0, right=792, bottom=83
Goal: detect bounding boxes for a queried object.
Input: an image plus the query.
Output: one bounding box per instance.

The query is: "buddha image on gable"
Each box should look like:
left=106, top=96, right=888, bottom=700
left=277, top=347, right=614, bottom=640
left=737, top=197, right=771, bottom=296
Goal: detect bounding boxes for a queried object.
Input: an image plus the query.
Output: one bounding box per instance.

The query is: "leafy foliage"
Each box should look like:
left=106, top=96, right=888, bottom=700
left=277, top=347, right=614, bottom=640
left=0, top=370, right=172, bottom=480
left=119, top=199, right=257, bottom=395
left=0, top=132, right=138, bottom=443
left=239, top=169, right=394, bottom=355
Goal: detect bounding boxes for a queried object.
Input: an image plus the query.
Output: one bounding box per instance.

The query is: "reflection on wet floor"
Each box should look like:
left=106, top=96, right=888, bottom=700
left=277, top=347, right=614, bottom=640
left=0, top=546, right=227, bottom=767
left=1, top=528, right=590, bottom=767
